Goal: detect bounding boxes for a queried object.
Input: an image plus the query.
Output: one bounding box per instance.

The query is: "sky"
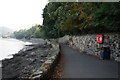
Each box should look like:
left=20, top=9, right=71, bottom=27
left=0, top=0, right=48, bottom=31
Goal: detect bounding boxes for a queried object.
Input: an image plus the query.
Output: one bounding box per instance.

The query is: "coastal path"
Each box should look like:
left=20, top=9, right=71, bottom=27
left=60, top=44, right=119, bottom=78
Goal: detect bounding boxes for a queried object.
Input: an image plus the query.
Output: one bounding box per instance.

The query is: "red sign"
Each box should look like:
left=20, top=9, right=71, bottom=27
left=96, top=35, right=103, bottom=43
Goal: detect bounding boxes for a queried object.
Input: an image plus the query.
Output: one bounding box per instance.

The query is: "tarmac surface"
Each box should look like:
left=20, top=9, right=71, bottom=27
left=60, top=44, right=119, bottom=78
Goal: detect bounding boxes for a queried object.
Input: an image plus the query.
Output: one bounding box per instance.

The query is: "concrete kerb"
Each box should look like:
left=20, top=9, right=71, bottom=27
left=30, top=40, right=60, bottom=79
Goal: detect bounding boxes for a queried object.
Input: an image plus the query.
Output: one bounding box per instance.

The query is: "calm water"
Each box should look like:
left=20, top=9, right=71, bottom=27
left=0, top=38, right=31, bottom=61
left=0, top=38, right=32, bottom=78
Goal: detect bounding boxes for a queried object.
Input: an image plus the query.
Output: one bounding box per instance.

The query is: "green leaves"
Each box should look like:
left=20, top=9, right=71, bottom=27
left=14, top=25, right=43, bottom=39
left=15, top=2, right=120, bottom=39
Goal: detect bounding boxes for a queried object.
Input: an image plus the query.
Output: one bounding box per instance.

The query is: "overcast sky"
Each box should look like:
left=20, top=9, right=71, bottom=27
left=0, top=0, right=48, bottom=30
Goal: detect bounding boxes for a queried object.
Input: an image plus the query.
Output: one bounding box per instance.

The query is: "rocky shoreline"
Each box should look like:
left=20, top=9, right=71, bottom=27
left=2, top=39, right=60, bottom=79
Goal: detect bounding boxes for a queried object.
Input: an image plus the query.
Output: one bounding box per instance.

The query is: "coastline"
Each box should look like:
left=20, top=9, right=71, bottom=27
left=0, top=38, right=27, bottom=61
left=2, top=38, right=47, bottom=78
left=2, top=38, right=60, bottom=79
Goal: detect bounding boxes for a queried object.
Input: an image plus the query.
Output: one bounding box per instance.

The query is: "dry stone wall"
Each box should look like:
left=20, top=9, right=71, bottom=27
left=58, top=33, right=120, bottom=61
left=31, top=40, right=60, bottom=79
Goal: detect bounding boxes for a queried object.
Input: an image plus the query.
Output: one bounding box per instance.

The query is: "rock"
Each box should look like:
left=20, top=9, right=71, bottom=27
left=63, top=33, right=120, bottom=61
left=57, top=35, right=71, bottom=44
left=2, top=40, right=60, bottom=79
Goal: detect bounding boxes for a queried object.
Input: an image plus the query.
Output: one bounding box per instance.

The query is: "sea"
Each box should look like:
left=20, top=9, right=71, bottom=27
left=0, top=38, right=32, bottom=79
left=0, top=38, right=32, bottom=65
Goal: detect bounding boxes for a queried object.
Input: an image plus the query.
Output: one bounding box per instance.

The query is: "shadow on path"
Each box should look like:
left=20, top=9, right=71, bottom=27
left=60, top=44, right=118, bottom=78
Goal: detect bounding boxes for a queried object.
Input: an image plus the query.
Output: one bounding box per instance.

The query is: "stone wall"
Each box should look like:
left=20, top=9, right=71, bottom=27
left=58, top=33, right=120, bottom=61
left=2, top=39, right=60, bottom=79
left=57, top=35, right=70, bottom=44
left=31, top=40, right=60, bottom=79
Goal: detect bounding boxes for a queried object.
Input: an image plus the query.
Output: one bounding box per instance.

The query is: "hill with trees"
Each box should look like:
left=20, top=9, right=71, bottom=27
left=0, top=27, right=14, bottom=34
left=42, top=2, right=120, bottom=36
left=14, top=24, right=42, bottom=39
left=14, top=2, right=120, bottom=39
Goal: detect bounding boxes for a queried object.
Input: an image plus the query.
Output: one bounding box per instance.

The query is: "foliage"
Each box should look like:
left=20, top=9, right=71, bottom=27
left=14, top=2, right=120, bottom=39
left=14, top=24, right=42, bottom=39
left=42, top=2, right=120, bottom=36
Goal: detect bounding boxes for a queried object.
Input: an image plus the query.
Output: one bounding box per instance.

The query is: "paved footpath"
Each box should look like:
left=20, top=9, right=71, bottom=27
left=60, top=44, right=119, bottom=78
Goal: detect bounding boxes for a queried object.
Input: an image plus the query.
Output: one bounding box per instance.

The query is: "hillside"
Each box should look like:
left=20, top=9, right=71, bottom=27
left=0, top=27, right=14, bottom=34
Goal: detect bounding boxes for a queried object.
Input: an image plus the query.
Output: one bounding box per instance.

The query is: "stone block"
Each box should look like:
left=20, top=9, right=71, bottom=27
left=67, top=33, right=120, bottom=61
